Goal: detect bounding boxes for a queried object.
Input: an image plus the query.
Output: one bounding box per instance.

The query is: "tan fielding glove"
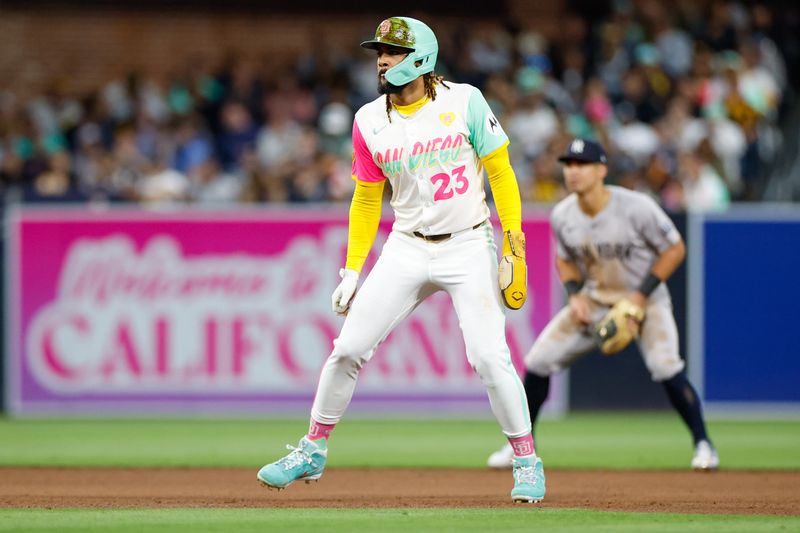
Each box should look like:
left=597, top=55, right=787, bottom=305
left=498, top=230, right=527, bottom=310
left=595, top=298, right=646, bottom=354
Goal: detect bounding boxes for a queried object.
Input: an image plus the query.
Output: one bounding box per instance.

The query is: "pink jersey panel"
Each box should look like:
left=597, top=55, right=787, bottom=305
left=352, top=119, right=386, bottom=183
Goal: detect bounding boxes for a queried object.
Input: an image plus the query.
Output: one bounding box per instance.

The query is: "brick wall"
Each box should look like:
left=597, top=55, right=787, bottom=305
left=0, top=6, right=565, bottom=96
left=0, top=10, right=377, bottom=94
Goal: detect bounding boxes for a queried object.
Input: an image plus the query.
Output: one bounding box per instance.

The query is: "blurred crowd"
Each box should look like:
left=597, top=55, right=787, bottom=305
left=0, top=1, right=796, bottom=212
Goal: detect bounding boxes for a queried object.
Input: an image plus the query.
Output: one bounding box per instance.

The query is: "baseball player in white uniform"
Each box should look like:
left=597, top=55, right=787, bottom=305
left=258, top=16, right=545, bottom=502
left=487, top=139, right=720, bottom=471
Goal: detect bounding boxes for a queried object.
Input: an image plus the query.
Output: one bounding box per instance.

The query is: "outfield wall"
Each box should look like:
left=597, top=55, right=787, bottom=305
left=4, top=204, right=798, bottom=417
left=688, top=206, right=800, bottom=415
left=3, top=206, right=566, bottom=417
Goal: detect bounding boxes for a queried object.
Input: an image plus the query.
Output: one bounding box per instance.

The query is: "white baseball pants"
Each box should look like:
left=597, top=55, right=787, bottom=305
left=311, top=223, right=532, bottom=438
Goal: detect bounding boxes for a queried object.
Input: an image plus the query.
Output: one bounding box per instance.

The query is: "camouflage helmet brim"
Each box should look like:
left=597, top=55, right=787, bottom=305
left=360, top=39, right=415, bottom=51
left=360, top=17, right=417, bottom=51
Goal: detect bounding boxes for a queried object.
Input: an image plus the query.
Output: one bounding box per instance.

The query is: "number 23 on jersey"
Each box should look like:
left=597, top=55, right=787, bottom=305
left=431, top=165, right=468, bottom=201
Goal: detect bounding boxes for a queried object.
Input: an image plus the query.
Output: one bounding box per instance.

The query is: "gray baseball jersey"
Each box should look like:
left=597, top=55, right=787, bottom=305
left=551, top=185, right=681, bottom=306
left=524, top=186, right=685, bottom=382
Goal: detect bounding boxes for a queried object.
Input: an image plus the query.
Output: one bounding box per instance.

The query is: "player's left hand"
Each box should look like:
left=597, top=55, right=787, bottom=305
left=498, top=230, right=527, bottom=310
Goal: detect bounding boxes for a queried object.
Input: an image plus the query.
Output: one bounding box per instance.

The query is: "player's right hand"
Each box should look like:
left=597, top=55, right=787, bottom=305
left=568, top=294, right=592, bottom=325
left=332, top=268, right=359, bottom=315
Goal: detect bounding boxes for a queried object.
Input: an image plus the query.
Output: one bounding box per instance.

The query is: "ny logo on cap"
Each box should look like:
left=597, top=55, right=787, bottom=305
left=571, top=139, right=585, bottom=153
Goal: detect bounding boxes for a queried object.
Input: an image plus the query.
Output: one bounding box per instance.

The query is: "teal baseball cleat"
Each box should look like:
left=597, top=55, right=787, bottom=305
left=510, top=455, right=546, bottom=503
left=257, top=437, right=327, bottom=490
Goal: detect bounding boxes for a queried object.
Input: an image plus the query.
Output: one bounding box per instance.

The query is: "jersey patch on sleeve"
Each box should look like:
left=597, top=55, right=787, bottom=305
left=486, top=113, right=504, bottom=136
left=467, top=87, right=509, bottom=158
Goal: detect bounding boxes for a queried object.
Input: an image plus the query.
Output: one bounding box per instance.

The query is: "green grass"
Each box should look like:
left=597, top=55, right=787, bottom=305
left=2, top=415, right=797, bottom=531
left=0, top=508, right=798, bottom=533
left=0, top=413, right=798, bottom=469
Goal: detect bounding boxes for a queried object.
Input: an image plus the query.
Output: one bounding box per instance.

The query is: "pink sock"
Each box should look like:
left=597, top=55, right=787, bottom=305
left=307, top=419, right=336, bottom=441
left=508, top=434, right=536, bottom=457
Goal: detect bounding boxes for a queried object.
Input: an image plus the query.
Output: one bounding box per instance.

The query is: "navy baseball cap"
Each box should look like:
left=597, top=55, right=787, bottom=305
left=558, top=138, right=608, bottom=164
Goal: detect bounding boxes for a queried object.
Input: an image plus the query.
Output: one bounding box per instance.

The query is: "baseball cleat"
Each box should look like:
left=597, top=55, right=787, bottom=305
left=691, top=440, right=719, bottom=471
left=510, top=455, right=546, bottom=503
left=487, top=443, right=514, bottom=469
left=257, top=437, right=327, bottom=489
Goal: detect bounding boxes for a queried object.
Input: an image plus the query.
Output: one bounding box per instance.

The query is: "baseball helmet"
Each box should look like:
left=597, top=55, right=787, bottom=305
left=360, top=17, right=438, bottom=86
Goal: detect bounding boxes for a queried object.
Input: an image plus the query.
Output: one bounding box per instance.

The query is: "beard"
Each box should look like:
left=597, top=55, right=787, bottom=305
left=377, top=73, right=408, bottom=95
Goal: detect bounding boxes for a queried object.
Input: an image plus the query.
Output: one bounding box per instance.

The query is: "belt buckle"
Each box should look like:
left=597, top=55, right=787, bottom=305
left=414, top=231, right=450, bottom=242
left=413, top=223, right=484, bottom=242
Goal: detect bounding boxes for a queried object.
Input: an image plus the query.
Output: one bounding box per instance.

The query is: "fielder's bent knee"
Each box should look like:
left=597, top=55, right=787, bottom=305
left=648, top=358, right=686, bottom=382
left=523, top=345, right=558, bottom=377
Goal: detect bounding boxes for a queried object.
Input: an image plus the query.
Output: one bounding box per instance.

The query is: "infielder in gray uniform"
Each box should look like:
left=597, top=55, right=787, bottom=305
left=488, top=138, right=719, bottom=471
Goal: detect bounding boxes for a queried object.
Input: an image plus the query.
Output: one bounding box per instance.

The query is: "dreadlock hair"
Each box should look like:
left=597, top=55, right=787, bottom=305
left=424, top=72, right=448, bottom=100
left=385, top=72, right=449, bottom=122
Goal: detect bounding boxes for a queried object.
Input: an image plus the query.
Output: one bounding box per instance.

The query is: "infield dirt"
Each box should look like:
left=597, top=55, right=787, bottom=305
left=1, top=467, right=798, bottom=515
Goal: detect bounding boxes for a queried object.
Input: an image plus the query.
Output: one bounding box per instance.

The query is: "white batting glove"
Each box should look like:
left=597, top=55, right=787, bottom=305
left=331, top=268, right=359, bottom=315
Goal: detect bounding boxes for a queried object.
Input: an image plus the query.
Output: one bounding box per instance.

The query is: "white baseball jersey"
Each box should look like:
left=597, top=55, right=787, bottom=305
left=351, top=82, right=508, bottom=235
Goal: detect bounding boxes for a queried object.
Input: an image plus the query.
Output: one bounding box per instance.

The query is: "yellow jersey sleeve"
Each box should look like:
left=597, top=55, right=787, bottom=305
left=482, top=142, right=521, bottom=233
left=345, top=179, right=385, bottom=272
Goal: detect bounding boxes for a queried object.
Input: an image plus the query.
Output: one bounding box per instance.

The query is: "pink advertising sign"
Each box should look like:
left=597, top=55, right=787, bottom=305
left=5, top=207, right=559, bottom=415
